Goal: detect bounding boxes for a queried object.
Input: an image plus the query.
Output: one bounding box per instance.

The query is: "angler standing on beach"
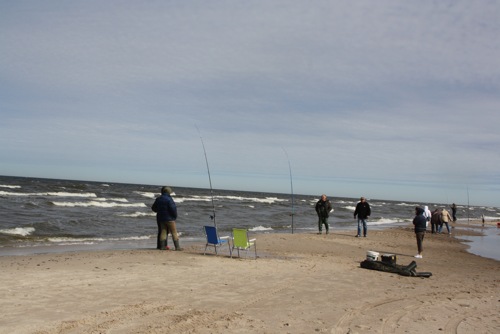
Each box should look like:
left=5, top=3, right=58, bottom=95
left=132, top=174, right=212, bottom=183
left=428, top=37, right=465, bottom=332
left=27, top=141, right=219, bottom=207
left=152, top=186, right=183, bottom=251
left=315, top=194, right=332, bottom=234
left=354, top=197, right=371, bottom=237
left=451, top=203, right=457, bottom=222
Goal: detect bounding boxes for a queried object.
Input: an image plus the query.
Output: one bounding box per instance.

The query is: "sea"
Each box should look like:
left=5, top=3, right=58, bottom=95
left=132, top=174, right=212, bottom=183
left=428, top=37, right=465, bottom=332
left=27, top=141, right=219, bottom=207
left=1, top=175, right=499, bottom=260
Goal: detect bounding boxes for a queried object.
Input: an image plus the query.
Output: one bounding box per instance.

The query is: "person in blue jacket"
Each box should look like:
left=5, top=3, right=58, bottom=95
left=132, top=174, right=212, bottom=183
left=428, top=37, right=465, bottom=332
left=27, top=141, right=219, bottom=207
left=413, top=207, right=427, bottom=259
left=152, top=186, right=182, bottom=251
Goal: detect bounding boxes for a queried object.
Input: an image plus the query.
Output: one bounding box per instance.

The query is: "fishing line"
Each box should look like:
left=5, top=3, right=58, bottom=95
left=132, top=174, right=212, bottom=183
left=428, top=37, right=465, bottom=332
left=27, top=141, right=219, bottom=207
left=282, top=147, right=295, bottom=234
left=196, top=126, right=216, bottom=226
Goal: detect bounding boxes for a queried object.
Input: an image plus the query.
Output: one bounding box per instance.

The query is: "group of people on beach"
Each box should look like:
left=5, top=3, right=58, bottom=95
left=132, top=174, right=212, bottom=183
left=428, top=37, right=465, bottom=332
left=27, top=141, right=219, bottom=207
left=315, top=194, right=459, bottom=260
left=413, top=203, right=457, bottom=258
left=315, top=195, right=371, bottom=238
left=152, top=185, right=459, bottom=260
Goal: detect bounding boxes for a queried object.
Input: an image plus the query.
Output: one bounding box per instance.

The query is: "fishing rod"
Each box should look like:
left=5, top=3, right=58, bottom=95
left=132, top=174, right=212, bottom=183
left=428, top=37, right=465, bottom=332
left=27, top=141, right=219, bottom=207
left=196, top=126, right=216, bottom=227
left=282, top=147, right=295, bottom=234
left=467, top=185, right=470, bottom=224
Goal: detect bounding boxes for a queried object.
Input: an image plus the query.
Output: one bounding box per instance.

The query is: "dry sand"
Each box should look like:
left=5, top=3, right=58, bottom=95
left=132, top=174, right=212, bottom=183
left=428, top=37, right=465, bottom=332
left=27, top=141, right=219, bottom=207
left=1, top=221, right=498, bottom=334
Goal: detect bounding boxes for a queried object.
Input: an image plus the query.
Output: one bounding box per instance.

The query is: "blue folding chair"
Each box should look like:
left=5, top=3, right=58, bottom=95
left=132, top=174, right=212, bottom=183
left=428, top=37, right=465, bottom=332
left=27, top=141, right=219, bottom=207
left=203, top=225, right=232, bottom=257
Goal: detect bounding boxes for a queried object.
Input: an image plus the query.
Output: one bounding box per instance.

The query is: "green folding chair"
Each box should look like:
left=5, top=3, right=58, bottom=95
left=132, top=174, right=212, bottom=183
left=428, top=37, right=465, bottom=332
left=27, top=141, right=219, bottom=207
left=231, top=228, right=257, bottom=259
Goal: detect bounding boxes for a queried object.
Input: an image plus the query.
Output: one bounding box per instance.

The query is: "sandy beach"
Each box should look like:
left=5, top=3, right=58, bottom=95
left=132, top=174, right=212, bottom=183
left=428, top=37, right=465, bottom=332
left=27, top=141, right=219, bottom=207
left=1, top=221, right=498, bottom=334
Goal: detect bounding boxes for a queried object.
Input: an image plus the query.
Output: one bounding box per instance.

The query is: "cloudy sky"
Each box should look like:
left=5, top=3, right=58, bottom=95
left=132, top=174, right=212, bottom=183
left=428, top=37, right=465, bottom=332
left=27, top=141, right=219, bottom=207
left=1, top=1, right=499, bottom=207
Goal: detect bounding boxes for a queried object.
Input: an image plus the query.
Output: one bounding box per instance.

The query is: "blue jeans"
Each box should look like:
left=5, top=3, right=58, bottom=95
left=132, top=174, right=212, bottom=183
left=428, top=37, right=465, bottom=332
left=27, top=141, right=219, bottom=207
left=357, top=218, right=367, bottom=236
left=438, top=222, right=450, bottom=233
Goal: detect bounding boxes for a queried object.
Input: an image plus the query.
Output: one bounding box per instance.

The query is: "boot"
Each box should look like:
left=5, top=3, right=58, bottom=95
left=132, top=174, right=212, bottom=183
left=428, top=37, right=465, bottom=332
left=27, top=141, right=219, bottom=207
left=173, top=240, right=183, bottom=251
left=159, top=240, right=166, bottom=250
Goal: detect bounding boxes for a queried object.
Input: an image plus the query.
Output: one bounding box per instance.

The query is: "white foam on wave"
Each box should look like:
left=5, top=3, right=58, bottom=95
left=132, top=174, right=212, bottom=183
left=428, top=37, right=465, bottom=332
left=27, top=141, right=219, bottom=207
left=47, top=235, right=150, bottom=243
left=175, top=196, right=211, bottom=203
left=0, top=191, right=97, bottom=198
left=52, top=201, right=147, bottom=208
left=93, top=197, right=129, bottom=203
left=216, top=195, right=274, bottom=203
left=119, top=212, right=155, bottom=218
left=369, top=218, right=408, bottom=225
left=481, top=215, right=500, bottom=220
left=0, top=227, right=35, bottom=236
left=0, top=184, right=21, bottom=189
left=182, top=195, right=287, bottom=204
left=343, top=206, right=356, bottom=211
left=135, top=191, right=157, bottom=199
left=396, top=202, right=417, bottom=207
left=249, top=226, right=273, bottom=232
left=335, top=200, right=353, bottom=204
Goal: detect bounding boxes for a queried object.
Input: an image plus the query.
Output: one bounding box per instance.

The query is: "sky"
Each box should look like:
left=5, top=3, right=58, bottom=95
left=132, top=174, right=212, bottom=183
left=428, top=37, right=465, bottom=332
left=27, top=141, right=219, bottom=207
left=1, top=1, right=500, bottom=208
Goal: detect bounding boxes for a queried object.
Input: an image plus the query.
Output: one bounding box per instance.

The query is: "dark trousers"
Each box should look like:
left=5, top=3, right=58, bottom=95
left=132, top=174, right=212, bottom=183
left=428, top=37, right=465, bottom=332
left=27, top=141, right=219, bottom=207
left=156, top=221, right=162, bottom=249
left=415, top=231, right=425, bottom=254
left=157, top=221, right=172, bottom=249
left=318, top=216, right=329, bottom=232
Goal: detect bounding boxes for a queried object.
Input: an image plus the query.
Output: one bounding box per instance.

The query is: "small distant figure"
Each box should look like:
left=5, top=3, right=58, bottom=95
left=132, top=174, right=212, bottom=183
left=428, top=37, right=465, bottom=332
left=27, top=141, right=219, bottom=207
left=482, top=214, right=485, bottom=226
left=451, top=203, right=457, bottom=222
left=354, top=197, right=371, bottom=237
left=151, top=186, right=183, bottom=251
left=315, top=194, right=332, bottom=234
left=423, top=206, right=432, bottom=228
left=439, top=208, right=452, bottom=234
left=413, top=207, right=427, bottom=258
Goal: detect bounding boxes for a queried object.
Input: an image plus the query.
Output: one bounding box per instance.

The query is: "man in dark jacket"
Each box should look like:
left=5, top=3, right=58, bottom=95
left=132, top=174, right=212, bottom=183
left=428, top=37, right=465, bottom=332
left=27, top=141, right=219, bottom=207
left=413, top=207, right=427, bottom=259
left=315, top=194, right=333, bottom=234
left=152, top=186, right=182, bottom=251
left=430, top=208, right=442, bottom=234
left=354, top=197, right=371, bottom=237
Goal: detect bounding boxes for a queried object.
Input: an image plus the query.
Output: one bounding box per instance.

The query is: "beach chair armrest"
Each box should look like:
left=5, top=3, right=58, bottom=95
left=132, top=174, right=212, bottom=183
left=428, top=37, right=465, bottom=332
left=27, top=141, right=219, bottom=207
left=219, top=236, right=230, bottom=240
left=249, top=238, right=256, bottom=242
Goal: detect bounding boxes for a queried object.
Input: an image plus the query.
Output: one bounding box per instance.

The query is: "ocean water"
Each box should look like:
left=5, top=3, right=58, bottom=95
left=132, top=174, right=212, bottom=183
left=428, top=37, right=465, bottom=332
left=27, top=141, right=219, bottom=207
left=1, top=176, right=499, bottom=260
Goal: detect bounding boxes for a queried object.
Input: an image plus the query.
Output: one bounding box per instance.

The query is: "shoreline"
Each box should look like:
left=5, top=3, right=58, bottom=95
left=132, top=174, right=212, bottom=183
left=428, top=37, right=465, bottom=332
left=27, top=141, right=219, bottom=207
left=1, top=219, right=498, bottom=262
left=0, top=224, right=498, bottom=333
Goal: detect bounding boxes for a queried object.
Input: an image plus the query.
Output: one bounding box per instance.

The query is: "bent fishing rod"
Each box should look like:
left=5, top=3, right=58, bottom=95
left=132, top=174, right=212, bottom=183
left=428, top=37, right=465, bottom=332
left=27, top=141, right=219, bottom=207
left=282, top=147, right=295, bottom=234
left=196, top=126, right=216, bottom=227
